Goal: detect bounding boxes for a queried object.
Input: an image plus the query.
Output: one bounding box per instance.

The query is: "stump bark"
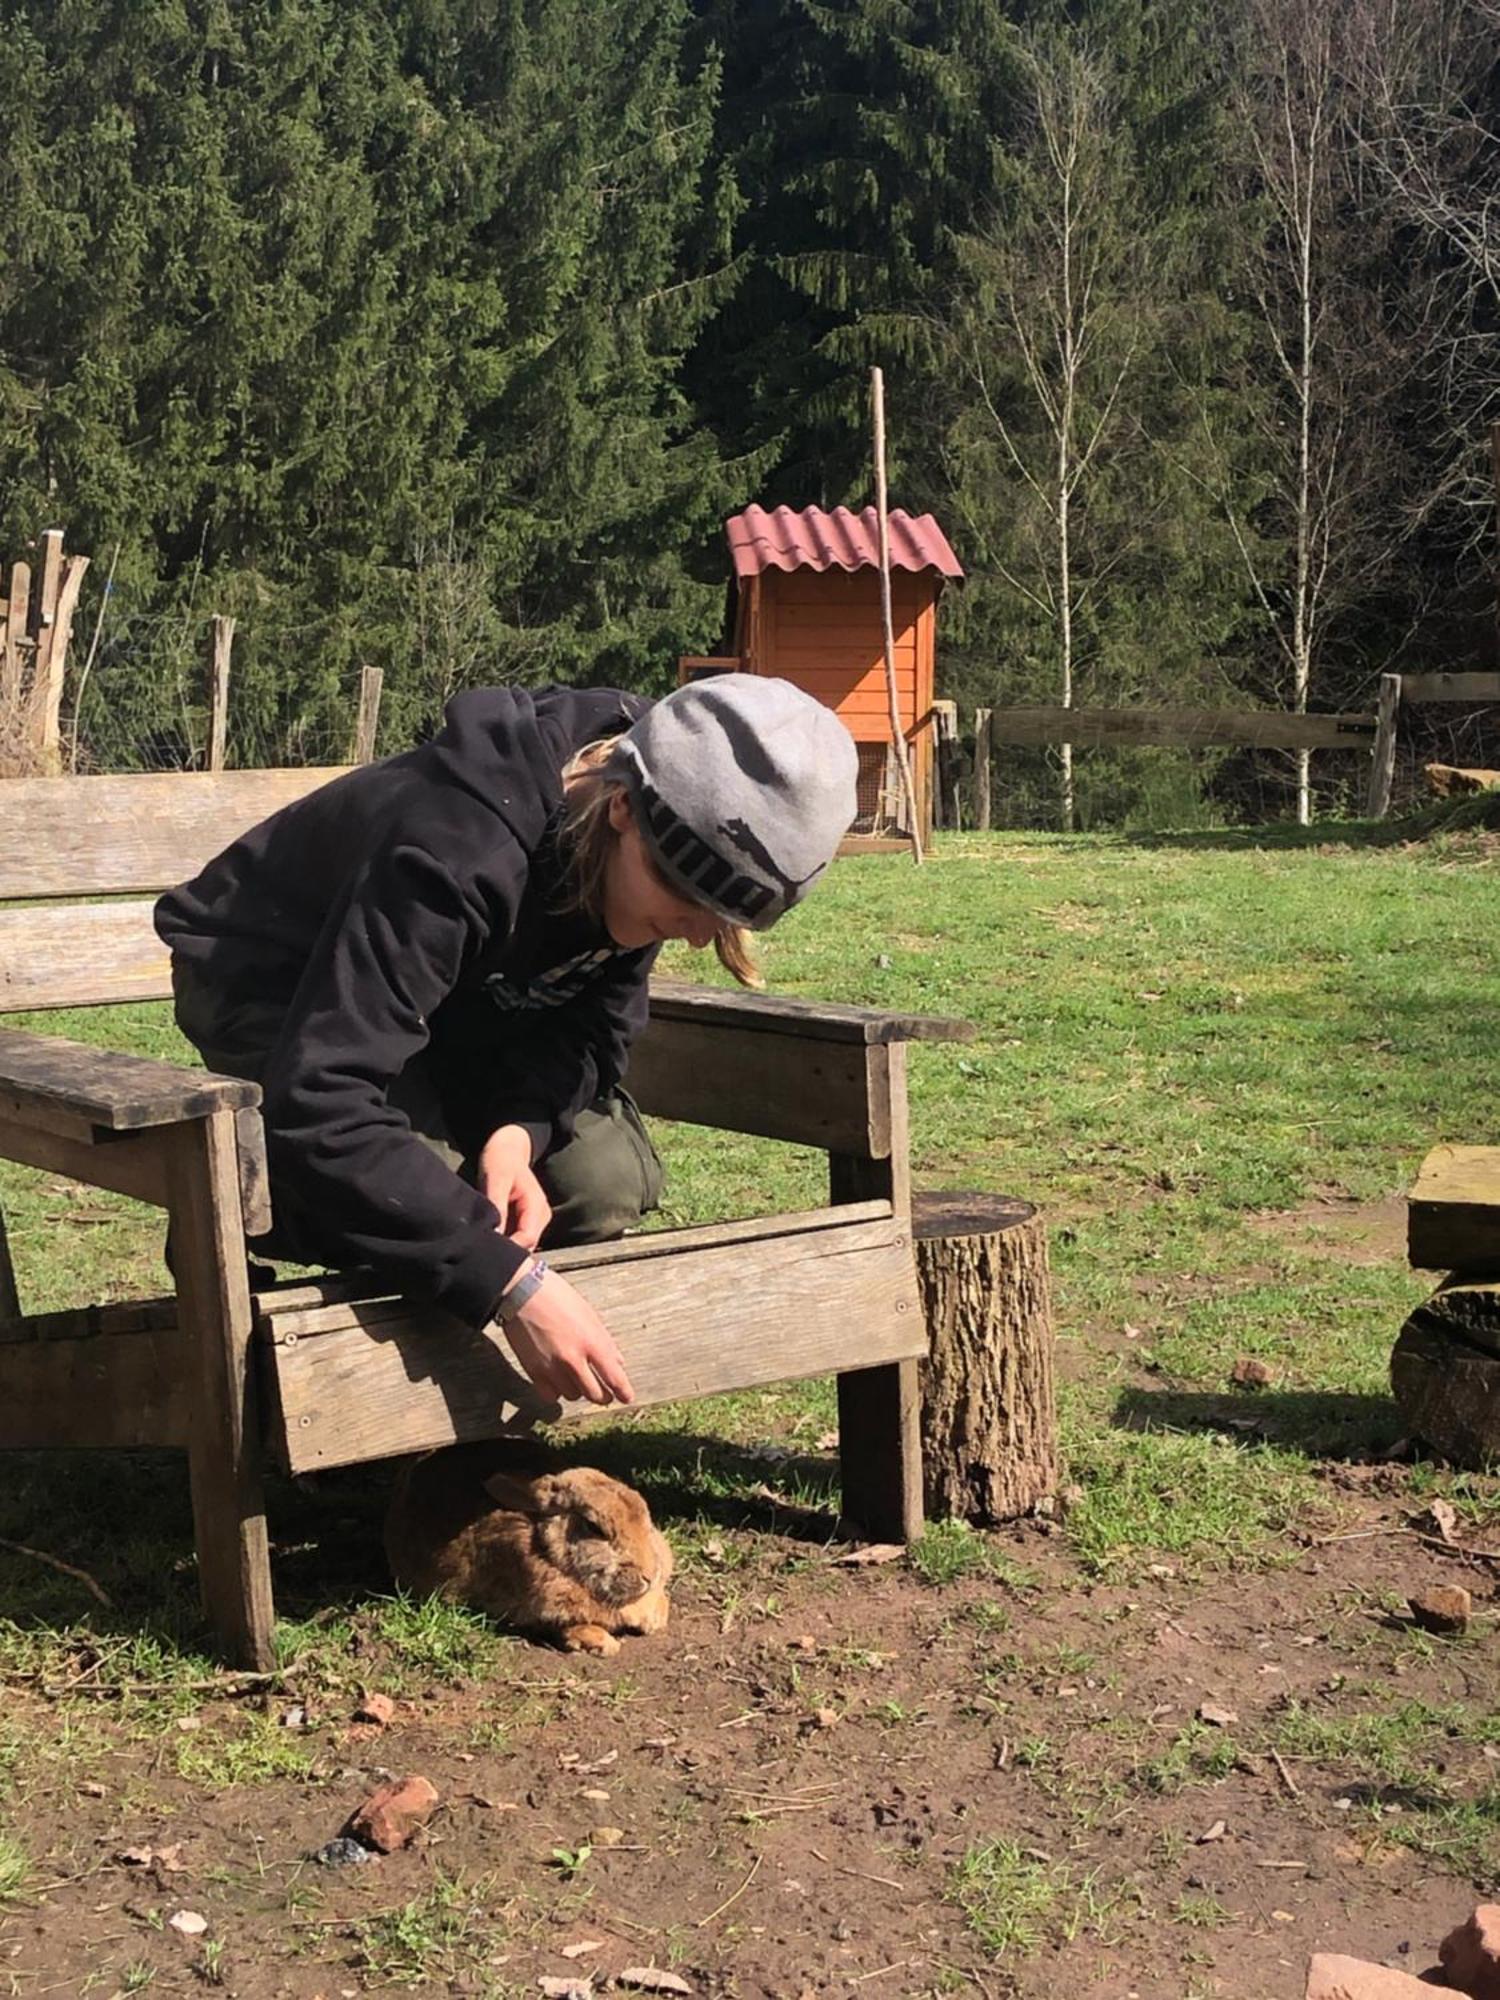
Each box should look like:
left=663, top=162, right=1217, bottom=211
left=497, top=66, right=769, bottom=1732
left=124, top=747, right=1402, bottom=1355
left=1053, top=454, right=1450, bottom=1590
left=1391, top=1279, right=1500, bottom=1469
left=913, top=1191, right=1057, bottom=1522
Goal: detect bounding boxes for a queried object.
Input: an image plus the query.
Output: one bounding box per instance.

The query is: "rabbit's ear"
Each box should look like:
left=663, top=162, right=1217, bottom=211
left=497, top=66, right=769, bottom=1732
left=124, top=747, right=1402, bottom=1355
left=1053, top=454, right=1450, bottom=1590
left=482, top=1471, right=548, bottom=1513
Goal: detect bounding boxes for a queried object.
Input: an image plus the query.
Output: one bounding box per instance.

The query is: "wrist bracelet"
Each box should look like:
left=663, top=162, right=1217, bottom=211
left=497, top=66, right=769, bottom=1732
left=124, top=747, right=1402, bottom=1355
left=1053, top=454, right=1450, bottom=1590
left=496, top=1256, right=550, bottom=1323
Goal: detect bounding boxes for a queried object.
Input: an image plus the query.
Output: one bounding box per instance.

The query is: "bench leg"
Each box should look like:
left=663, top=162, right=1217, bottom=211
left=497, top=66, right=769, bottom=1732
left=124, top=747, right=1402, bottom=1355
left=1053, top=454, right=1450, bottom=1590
left=165, top=1112, right=275, bottom=1670
left=829, top=1045, right=924, bottom=1544
left=837, top=1358, right=924, bottom=1543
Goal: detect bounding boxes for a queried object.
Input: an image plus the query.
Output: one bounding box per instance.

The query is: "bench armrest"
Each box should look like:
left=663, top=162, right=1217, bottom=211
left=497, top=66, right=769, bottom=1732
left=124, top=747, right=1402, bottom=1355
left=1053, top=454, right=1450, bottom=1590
left=0, top=1027, right=258, bottom=1134
left=648, top=979, right=974, bottom=1045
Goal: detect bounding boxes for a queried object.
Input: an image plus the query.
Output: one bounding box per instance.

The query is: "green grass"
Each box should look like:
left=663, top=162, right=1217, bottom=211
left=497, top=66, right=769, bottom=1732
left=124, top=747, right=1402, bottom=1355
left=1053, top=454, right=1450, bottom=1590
left=3, top=823, right=1499, bottom=1639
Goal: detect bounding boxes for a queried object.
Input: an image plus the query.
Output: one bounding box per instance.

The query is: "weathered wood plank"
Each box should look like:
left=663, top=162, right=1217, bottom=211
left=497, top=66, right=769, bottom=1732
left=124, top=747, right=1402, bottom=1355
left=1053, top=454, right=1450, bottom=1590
left=0, top=1114, right=171, bottom=1205
left=648, top=981, right=973, bottom=1046
left=1408, top=1144, right=1500, bottom=1273
left=628, top=1017, right=883, bottom=1151
left=206, top=615, right=235, bottom=773
left=0, top=1322, right=190, bottom=1448
left=1402, top=673, right=1500, bottom=704
left=0, top=899, right=170, bottom=1012
left=262, top=1212, right=924, bottom=1474
left=37, top=553, right=88, bottom=776
left=257, top=1199, right=893, bottom=1323
left=0, top=769, right=349, bottom=899
left=1365, top=673, right=1401, bottom=818
left=2, top=562, right=29, bottom=716
left=165, top=1111, right=275, bottom=1670
left=986, top=706, right=1377, bottom=750
left=829, top=1044, right=923, bottom=1542
left=0, top=1027, right=258, bottom=1131
left=0, top=1208, right=19, bottom=1322
left=350, top=665, right=384, bottom=765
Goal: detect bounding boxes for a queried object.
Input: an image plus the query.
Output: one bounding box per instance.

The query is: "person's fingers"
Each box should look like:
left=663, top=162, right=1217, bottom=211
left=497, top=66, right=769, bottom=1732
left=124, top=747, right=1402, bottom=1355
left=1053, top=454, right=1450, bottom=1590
left=510, top=1176, right=552, bottom=1251
left=586, top=1340, right=636, bottom=1407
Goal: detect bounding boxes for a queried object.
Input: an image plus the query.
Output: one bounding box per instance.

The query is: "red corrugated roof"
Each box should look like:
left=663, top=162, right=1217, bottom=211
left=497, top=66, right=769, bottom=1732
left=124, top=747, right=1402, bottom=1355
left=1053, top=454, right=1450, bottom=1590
left=726, top=504, right=963, bottom=581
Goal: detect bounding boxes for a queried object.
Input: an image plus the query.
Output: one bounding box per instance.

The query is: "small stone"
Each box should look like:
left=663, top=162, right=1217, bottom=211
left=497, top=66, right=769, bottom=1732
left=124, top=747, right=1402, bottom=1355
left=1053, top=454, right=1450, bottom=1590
left=1408, top=1584, right=1472, bottom=1635
left=617, top=1971, right=692, bottom=1995
left=1439, top=1903, right=1500, bottom=2000
left=167, top=1910, right=208, bottom=1937
left=1197, top=1820, right=1227, bottom=1843
left=538, top=1980, right=593, bottom=1999
left=1196, top=1701, right=1239, bottom=1729
left=346, top=1775, right=440, bottom=1854
left=311, top=1835, right=373, bottom=1868
left=354, top=1691, right=397, bottom=1727
left=1305, top=1953, right=1466, bottom=1999
left=1231, top=1356, right=1273, bottom=1389
left=591, top=1826, right=625, bottom=1847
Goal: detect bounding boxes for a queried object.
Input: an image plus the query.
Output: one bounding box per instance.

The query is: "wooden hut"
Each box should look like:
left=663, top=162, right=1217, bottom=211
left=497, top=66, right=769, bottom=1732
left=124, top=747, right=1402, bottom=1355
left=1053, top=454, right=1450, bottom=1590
left=680, top=504, right=964, bottom=843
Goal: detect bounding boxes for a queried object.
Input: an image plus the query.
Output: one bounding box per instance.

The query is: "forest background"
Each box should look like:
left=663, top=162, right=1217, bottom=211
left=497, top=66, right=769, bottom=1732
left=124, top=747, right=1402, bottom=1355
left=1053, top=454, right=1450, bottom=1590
left=1, top=0, right=1496, bottom=824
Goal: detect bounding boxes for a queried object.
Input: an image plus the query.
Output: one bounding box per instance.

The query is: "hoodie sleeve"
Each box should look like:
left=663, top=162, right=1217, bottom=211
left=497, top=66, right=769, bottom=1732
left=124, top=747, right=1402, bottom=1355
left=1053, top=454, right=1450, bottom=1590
left=442, top=943, right=658, bottom=1163
left=257, top=838, right=531, bottom=1328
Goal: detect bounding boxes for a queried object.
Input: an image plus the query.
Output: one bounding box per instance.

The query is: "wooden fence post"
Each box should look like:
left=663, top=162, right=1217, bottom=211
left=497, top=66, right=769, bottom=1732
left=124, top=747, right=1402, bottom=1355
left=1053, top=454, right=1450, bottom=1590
left=933, top=698, right=960, bottom=831
left=1365, top=673, right=1402, bottom=819
left=973, top=706, right=992, bottom=831
left=0, top=563, right=26, bottom=722
left=351, top=665, right=384, bottom=765
left=206, top=615, right=235, bottom=773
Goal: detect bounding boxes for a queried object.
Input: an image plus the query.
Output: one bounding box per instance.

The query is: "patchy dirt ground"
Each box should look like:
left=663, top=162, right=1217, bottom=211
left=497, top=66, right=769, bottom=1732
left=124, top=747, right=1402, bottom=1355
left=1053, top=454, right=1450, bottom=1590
left=0, top=1453, right=1493, bottom=2000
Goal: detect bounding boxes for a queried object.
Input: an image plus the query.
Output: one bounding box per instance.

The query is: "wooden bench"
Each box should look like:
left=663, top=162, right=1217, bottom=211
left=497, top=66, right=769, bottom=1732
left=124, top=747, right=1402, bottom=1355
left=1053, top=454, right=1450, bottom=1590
left=0, top=770, right=970, bottom=1667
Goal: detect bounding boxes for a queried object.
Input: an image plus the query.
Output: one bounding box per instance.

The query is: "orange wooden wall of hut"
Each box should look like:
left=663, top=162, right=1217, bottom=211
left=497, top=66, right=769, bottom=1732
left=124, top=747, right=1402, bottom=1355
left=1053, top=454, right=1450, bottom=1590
left=687, top=505, right=963, bottom=841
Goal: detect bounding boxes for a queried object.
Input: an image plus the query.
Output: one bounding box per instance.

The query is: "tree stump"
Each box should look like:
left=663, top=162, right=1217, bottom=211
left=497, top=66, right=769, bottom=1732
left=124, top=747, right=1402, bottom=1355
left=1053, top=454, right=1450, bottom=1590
left=913, top=1192, right=1057, bottom=1522
left=1391, top=1279, right=1500, bottom=1470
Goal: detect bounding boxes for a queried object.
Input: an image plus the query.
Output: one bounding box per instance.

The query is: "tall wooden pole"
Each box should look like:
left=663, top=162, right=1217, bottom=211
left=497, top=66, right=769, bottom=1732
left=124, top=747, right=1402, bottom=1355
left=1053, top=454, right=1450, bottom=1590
left=206, top=615, right=235, bottom=773
left=871, top=368, right=923, bottom=864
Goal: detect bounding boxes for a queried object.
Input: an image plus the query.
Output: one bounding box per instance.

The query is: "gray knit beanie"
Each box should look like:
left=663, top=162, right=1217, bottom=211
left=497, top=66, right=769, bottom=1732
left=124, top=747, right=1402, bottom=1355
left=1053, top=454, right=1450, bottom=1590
left=605, top=676, right=859, bottom=930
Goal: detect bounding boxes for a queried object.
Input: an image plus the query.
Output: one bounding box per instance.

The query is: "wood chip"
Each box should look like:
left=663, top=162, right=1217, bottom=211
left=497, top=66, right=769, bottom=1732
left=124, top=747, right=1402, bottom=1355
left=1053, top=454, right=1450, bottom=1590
left=1196, top=1701, right=1239, bottom=1728
left=831, top=1544, right=905, bottom=1568
left=1197, top=1820, right=1227, bottom=1843
left=1421, top=1497, right=1460, bottom=1544
left=618, top=1973, right=693, bottom=1996
left=538, top=1979, right=592, bottom=1999
left=560, top=1942, right=604, bottom=1960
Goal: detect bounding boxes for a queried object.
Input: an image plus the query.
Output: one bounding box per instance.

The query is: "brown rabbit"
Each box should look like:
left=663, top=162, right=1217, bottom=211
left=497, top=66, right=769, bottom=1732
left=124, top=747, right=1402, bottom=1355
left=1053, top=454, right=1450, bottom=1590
left=383, top=1441, right=673, bottom=1655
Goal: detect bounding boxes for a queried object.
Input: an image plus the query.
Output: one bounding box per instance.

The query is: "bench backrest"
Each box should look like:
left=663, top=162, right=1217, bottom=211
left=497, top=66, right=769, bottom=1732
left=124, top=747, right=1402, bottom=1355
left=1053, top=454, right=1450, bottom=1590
left=0, top=770, right=350, bottom=1011
left=1, top=768, right=968, bottom=1158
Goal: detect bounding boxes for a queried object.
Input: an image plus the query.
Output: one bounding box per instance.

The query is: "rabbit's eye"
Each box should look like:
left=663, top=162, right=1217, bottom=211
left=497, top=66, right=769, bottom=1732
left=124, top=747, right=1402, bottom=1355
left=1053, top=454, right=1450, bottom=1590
left=573, top=1519, right=609, bottom=1540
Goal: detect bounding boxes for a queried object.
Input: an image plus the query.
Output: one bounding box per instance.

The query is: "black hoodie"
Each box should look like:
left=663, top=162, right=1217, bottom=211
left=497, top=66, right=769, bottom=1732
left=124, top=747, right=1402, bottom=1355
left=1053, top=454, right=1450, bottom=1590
left=155, top=686, right=656, bottom=1327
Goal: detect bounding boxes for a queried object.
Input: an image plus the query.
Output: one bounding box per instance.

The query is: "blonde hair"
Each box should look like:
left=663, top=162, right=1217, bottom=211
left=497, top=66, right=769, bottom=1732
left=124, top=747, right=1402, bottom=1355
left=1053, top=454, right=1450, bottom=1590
left=557, top=738, right=762, bottom=988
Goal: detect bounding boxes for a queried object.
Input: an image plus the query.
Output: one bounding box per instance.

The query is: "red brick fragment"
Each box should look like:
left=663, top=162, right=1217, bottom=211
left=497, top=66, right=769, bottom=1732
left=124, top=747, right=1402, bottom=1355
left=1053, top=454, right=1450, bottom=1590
left=1306, top=1955, right=1464, bottom=2000
left=346, top=1775, right=439, bottom=1854
left=1440, top=1905, right=1500, bottom=2000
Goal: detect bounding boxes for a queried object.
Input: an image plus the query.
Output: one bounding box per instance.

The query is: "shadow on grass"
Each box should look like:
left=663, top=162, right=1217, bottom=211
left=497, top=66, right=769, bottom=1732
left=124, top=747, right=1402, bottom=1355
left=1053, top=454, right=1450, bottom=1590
left=1119, top=790, right=1500, bottom=855
left=1112, top=1385, right=1408, bottom=1461
left=0, top=1430, right=847, bottom=1644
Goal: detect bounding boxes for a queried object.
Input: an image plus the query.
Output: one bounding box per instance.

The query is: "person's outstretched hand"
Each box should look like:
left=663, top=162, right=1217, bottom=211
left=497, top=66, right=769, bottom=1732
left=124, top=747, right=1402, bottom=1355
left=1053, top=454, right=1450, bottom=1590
left=501, top=1266, right=636, bottom=1407
left=478, top=1123, right=552, bottom=1250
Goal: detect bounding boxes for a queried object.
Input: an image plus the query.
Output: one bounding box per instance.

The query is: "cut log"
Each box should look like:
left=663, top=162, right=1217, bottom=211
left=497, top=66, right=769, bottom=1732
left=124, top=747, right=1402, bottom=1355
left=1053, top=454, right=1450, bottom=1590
left=1408, top=1145, right=1500, bottom=1274
left=1424, top=763, right=1500, bottom=799
left=913, top=1192, right=1057, bottom=1523
left=1391, top=1279, right=1500, bottom=1470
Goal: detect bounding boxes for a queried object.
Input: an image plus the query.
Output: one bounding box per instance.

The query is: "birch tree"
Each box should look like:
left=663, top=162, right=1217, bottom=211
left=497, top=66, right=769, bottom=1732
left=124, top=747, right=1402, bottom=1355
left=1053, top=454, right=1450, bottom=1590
left=944, top=28, right=1143, bottom=830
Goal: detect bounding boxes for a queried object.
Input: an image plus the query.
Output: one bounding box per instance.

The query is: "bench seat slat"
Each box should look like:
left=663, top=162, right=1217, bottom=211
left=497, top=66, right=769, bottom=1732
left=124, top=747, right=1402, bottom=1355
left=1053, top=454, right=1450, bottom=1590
left=260, top=1208, right=924, bottom=1473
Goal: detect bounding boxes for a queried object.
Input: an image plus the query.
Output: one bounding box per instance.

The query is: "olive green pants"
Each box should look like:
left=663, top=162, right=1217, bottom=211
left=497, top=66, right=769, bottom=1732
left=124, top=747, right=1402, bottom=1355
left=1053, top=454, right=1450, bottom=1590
left=170, top=961, right=664, bottom=1259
